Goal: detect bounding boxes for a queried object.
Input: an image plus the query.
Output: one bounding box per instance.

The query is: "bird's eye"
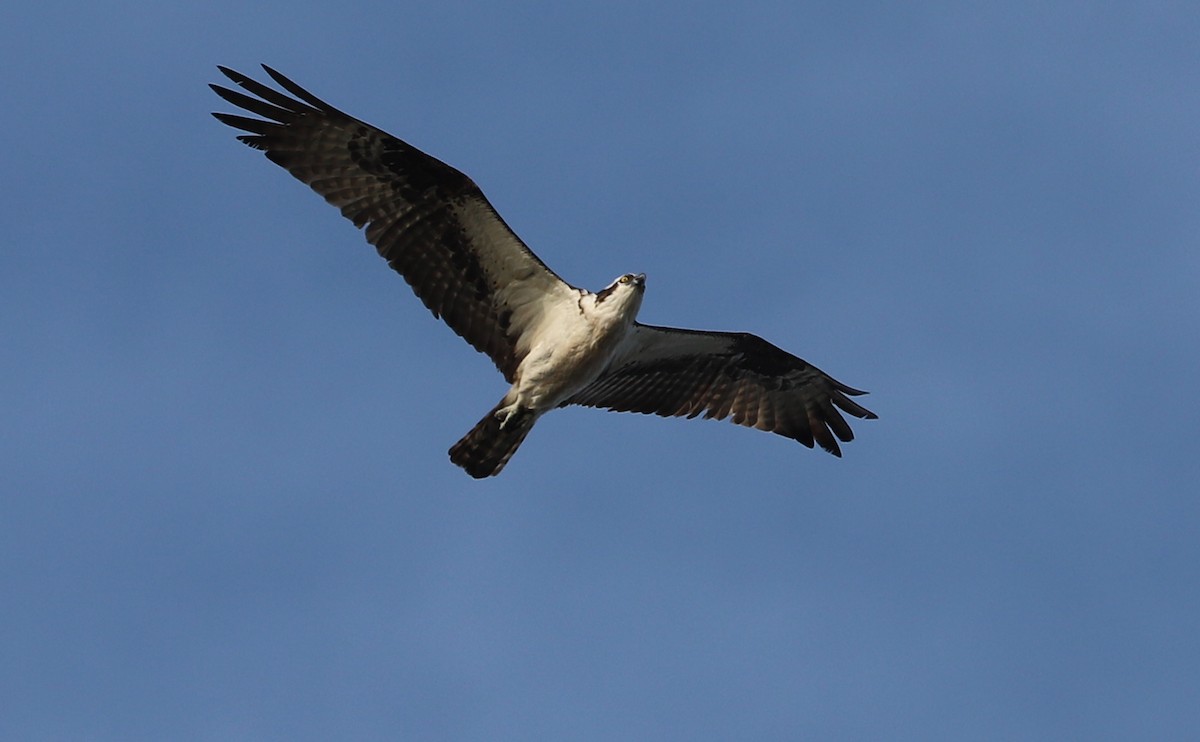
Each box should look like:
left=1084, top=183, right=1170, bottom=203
left=619, top=275, right=630, bottom=284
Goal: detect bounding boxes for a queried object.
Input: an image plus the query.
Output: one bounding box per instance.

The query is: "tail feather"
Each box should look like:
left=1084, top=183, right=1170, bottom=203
left=449, top=403, right=536, bottom=478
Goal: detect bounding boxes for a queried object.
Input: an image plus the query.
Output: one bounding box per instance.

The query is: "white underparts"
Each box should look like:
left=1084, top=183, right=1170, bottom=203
left=500, top=277, right=645, bottom=416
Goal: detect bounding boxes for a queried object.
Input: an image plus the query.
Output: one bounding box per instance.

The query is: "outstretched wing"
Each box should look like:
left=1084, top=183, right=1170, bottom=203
left=567, top=324, right=877, bottom=456
left=210, top=65, right=577, bottom=381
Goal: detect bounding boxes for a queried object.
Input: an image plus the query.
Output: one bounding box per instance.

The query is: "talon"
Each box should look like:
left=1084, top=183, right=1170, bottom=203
left=494, top=405, right=518, bottom=429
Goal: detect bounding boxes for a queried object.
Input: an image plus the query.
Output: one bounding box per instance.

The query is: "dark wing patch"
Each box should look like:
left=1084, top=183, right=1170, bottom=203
left=210, top=65, right=570, bottom=381
left=567, top=324, right=877, bottom=456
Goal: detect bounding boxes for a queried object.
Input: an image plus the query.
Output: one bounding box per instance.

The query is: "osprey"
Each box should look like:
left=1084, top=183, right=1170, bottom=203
left=211, top=65, right=877, bottom=478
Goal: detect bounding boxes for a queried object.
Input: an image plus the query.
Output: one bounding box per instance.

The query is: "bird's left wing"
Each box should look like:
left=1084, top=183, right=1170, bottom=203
left=210, top=65, right=577, bottom=381
left=567, top=323, right=877, bottom=456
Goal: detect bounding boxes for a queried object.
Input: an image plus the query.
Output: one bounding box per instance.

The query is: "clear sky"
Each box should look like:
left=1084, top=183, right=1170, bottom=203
left=3, top=2, right=1198, bottom=739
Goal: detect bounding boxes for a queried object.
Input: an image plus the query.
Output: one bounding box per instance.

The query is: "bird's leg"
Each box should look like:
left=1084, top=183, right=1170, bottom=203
left=494, top=402, right=521, bottom=429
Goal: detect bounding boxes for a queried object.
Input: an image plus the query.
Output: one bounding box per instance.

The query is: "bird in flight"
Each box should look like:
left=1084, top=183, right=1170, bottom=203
left=210, top=65, right=877, bottom=478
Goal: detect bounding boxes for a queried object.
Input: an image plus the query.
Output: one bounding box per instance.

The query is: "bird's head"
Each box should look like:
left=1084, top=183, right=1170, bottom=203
left=596, top=273, right=645, bottom=300
left=593, top=273, right=646, bottom=316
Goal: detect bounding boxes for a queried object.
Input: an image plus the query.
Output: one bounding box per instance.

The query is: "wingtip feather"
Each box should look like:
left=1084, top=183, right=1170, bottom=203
left=260, top=64, right=332, bottom=110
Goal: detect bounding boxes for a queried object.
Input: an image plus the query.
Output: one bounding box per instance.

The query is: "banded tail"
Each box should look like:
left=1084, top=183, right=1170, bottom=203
left=449, top=403, right=537, bottom=478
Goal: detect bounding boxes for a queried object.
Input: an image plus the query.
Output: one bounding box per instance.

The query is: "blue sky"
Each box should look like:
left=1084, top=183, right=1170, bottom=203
left=3, top=2, right=1199, bottom=739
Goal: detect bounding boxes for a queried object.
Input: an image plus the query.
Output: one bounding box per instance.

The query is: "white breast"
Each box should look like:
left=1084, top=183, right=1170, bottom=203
left=509, top=290, right=638, bottom=412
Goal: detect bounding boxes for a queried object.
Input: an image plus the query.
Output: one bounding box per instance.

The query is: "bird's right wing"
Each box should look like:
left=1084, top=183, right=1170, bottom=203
left=211, top=65, right=578, bottom=381
left=568, top=323, right=877, bottom=456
